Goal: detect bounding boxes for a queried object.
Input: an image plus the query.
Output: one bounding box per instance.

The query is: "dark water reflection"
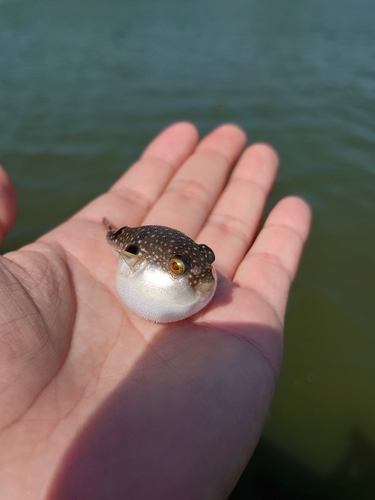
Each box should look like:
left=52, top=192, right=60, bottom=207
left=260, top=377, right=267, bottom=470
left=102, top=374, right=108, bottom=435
left=1, top=0, right=375, bottom=497
left=230, top=429, right=375, bottom=500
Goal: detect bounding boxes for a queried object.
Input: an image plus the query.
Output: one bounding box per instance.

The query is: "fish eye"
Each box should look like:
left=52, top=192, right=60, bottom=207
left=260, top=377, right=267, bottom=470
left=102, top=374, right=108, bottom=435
left=169, top=255, right=189, bottom=275
left=126, top=244, right=138, bottom=255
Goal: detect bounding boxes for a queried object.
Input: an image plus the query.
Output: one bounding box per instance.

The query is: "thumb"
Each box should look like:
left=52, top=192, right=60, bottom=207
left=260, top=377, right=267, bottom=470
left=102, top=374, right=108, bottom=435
left=0, top=165, right=17, bottom=246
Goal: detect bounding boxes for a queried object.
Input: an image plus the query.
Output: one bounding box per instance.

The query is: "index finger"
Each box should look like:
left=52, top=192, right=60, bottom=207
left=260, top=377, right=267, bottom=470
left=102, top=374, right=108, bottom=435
left=75, top=122, right=199, bottom=227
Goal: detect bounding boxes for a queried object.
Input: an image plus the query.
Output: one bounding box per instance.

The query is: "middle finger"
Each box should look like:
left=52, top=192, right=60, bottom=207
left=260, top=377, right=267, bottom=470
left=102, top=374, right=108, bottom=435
left=198, top=143, right=279, bottom=279
left=142, top=124, right=247, bottom=236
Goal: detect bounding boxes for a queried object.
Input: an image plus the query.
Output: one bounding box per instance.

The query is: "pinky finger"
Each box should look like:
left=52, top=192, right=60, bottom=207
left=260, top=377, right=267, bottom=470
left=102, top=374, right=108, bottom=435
left=0, top=166, right=17, bottom=245
left=234, top=196, right=312, bottom=321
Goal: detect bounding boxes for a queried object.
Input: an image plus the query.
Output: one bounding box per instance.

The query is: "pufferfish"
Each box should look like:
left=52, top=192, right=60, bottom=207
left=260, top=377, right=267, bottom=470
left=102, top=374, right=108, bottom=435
left=103, top=218, right=217, bottom=323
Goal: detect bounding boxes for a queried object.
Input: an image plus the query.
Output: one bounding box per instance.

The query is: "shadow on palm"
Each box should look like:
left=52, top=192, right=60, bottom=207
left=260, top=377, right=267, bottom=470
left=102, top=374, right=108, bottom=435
left=48, top=311, right=282, bottom=500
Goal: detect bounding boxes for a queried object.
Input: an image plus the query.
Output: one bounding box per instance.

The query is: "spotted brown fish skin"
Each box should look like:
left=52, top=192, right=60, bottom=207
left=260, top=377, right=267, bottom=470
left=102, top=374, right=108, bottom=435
left=105, top=222, right=216, bottom=289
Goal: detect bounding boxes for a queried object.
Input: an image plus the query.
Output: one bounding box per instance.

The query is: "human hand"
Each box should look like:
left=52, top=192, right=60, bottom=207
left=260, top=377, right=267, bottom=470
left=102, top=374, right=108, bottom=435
left=0, top=123, right=311, bottom=499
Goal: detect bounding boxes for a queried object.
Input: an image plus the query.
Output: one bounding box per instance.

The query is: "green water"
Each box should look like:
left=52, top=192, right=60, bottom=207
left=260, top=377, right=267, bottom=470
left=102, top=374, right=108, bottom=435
left=1, top=0, right=375, bottom=497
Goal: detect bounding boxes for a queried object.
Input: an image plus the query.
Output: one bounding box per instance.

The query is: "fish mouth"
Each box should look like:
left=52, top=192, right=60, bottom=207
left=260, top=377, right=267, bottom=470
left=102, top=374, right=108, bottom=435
left=195, top=267, right=217, bottom=296
left=196, top=280, right=215, bottom=293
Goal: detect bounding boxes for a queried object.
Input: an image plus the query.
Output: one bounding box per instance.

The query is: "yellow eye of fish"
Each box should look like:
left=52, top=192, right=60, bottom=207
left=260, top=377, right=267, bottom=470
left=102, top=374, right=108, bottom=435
left=169, top=257, right=186, bottom=275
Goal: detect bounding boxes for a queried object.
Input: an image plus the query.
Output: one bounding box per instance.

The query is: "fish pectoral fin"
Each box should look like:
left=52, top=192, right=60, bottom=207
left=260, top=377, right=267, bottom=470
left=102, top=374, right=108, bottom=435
left=117, top=250, right=143, bottom=270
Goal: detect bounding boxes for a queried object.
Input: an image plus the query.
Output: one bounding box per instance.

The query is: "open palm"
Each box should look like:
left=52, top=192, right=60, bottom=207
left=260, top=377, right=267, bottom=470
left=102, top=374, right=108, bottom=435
left=0, top=123, right=310, bottom=500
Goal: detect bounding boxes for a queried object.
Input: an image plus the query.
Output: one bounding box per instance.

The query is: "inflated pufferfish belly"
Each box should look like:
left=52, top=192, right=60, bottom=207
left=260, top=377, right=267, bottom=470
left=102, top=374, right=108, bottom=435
left=104, top=218, right=217, bottom=323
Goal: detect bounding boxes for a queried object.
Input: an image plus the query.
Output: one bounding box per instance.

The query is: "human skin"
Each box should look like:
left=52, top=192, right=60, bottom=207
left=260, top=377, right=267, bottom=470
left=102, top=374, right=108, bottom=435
left=0, top=123, right=311, bottom=499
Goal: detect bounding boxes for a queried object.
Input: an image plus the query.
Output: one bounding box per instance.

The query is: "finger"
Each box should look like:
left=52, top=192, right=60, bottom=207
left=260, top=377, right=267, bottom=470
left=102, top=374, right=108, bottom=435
left=0, top=166, right=17, bottom=245
left=234, top=196, right=312, bottom=321
left=142, top=124, right=247, bottom=236
left=198, top=144, right=278, bottom=279
left=76, top=122, right=199, bottom=227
